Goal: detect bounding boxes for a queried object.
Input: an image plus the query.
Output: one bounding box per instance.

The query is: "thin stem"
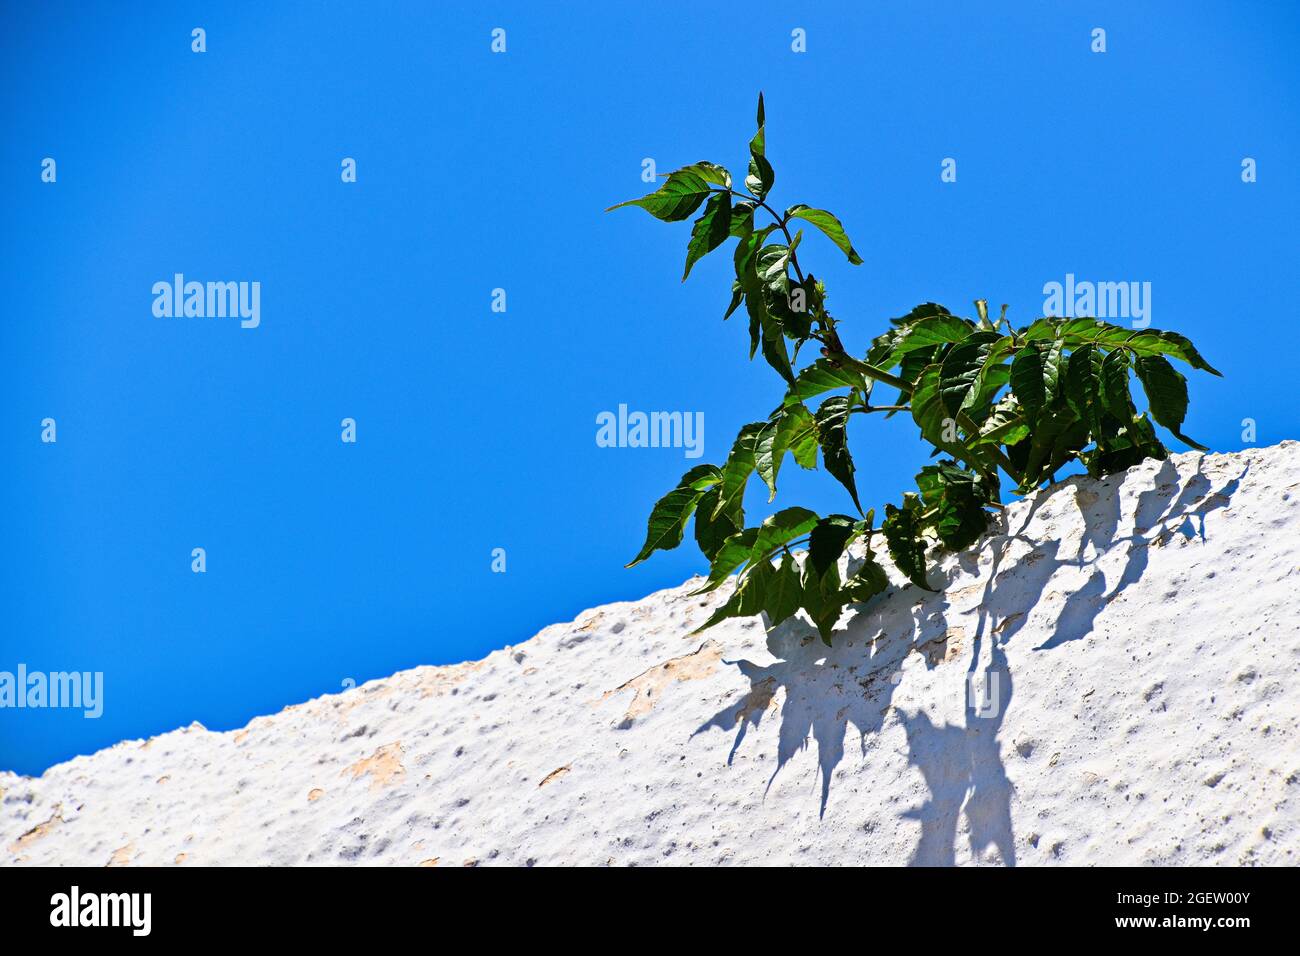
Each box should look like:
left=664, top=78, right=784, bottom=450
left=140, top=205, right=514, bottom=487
left=709, top=187, right=1027, bottom=531
left=724, top=187, right=907, bottom=392
left=749, top=535, right=812, bottom=569
left=849, top=404, right=911, bottom=419
left=725, top=188, right=806, bottom=281
left=826, top=352, right=914, bottom=395
left=758, top=200, right=807, bottom=283
left=956, top=411, right=1023, bottom=486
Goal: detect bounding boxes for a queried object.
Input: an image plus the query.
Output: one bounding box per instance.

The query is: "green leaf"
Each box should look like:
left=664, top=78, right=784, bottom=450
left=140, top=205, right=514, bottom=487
left=1135, top=329, right=1221, bottom=377
left=785, top=204, right=864, bottom=265
left=746, top=291, right=795, bottom=384
left=626, top=464, right=722, bottom=567
left=1009, top=341, right=1062, bottom=416
left=682, top=191, right=732, bottom=281
left=607, top=169, right=713, bottom=222
left=800, top=549, right=887, bottom=626
left=867, top=304, right=962, bottom=367
left=752, top=506, right=820, bottom=560
left=1019, top=317, right=1059, bottom=342
left=1015, top=408, right=1089, bottom=493
left=777, top=402, right=819, bottom=469
left=898, top=347, right=940, bottom=394
left=963, top=360, right=1011, bottom=420
left=754, top=417, right=784, bottom=501
left=746, top=154, right=774, bottom=201
left=734, top=245, right=794, bottom=368
left=883, top=497, right=932, bottom=590
left=694, top=485, right=743, bottom=561
left=972, top=394, right=1029, bottom=447
left=866, top=328, right=907, bottom=368
left=745, top=93, right=774, bottom=200
left=764, top=552, right=804, bottom=626
left=911, top=363, right=963, bottom=454
left=693, top=527, right=760, bottom=594
left=795, top=274, right=826, bottom=316
left=938, top=333, right=999, bottom=418
left=915, top=463, right=990, bottom=551
left=670, top=161, right=732, bottom=189
left=693, top=558, right=771, bottom=633
left=809, top=514, right=859, bottom=577
left=897, top=302, right=954, bottom=323
left=723, top=282, right=744, bottom=320
left=1081, top=413, right=1169, bottom=476
left=1099, top=348, right=1136, bottom=420
left=1064, top=344, right=1105, bottom=435
left=756, top=242, right=794, bottom=296
left=729, top=201, right=756, bottom=238
left=783, top=358, right=867, bottom=406
left=734, top=225, right=777, bottom=294
left=814, top=395, right=863, bottom=513
left=1057, top=320, right=1222, bottom=376
left=766, top=285, right=812, bottom=340
left=755, top=408, right=819, bottom=503
left=1134, top=355, right=1206, bottom=450
left=888, top=314, right=975, bottom=364
left=843, top=560, right=889, bottom=603
left=713, top=423, right=765, bottom=518
left=800, top=558, right=845, bottom=644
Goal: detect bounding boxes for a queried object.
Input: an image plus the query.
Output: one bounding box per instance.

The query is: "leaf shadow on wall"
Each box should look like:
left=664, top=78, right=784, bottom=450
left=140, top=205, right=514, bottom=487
left=693, top=455, right=1245, bottom=865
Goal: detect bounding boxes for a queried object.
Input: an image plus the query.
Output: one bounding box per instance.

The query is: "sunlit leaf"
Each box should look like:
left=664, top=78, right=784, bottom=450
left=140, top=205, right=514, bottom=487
left=785, top=204, right=863, bottom=265
left=815, top=396, right=863, bottom=513
left=883, top=497, right=931, bottom=590
left=607, top=169, right=713, bottom=222
left=809, top=514, right=859, bottom=576
left=682, top=191, right=732, bottom=280
left=1134, top=354, right=1206, bottom=450
left=626, top=464, right=722, bottom=567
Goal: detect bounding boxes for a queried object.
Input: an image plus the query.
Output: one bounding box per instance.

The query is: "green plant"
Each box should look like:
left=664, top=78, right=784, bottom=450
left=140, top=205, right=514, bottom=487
left=610, top=95, right=1220, bottom=644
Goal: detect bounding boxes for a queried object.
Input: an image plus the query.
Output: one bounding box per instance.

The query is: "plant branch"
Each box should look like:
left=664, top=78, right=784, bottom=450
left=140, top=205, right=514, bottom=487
left=735, top=190, right=808, bottom=284
left=723, top=187, right=910, bottom=397
left=955, top=411, right=1023, bottom=485
left=849, top=404, right=911, bottom=418
left=822, top=352, right=914, bottom=395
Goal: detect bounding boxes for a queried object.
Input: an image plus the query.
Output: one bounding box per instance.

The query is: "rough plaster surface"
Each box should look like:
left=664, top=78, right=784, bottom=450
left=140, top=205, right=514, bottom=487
left=3, top=443, right=1298, bottom=866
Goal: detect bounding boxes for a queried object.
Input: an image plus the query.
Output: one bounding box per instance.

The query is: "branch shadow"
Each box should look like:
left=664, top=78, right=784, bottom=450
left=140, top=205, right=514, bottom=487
left=691, top=591, right=926, bottom=819
left=1036, top=457, right=1246, bottom=650
left=692, top=455, right=1247, bottom=864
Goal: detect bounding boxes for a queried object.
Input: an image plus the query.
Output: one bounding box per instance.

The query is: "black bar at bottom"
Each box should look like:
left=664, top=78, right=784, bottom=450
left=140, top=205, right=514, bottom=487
left=0, top=865, right=1287, bottom=941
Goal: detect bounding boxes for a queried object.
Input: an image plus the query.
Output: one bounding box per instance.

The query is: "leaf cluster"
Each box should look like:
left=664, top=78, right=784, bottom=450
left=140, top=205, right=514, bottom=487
left=611, top=96, right=1220, bottom=644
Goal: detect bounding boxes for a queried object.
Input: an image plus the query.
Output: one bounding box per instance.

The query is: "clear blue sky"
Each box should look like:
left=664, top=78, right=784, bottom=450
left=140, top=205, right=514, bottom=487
left=2, top=1, right=1297, bottom=775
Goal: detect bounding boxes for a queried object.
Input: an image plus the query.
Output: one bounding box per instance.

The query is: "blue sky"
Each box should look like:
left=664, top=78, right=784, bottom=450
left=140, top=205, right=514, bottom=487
left=2, top=1, right=1297, bottom=774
